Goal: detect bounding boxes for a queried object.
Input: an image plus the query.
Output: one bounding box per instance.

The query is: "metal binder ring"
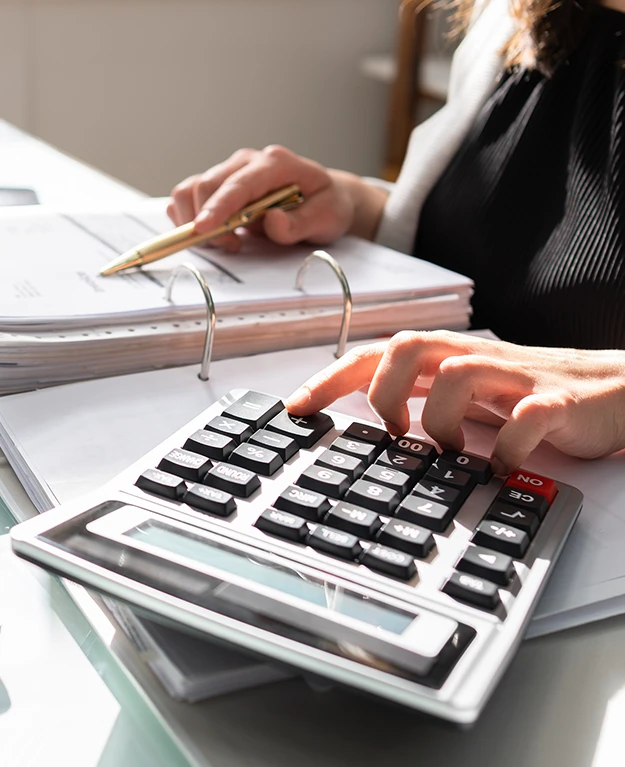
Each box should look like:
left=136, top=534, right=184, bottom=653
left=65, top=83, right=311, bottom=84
left=165, top=262, right=215, bottom=381
left=295, top=250, right=352, bottom=358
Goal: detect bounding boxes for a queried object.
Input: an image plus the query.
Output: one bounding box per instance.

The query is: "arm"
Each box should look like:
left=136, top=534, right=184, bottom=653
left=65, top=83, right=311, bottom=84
left=285, top=330, right=625, bottom=475
left=167, top=145, right=388, bottom=252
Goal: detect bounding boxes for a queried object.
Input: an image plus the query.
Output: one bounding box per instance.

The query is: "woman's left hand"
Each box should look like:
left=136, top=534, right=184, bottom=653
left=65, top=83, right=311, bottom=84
left=285, top=330, right=625, bottom=475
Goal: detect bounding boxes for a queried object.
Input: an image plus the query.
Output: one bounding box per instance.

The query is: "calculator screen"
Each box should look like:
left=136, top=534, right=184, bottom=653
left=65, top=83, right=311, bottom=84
left=126, top=519, right=415, bottom=635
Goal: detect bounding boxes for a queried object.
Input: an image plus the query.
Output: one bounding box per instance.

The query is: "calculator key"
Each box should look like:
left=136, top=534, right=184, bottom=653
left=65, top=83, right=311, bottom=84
left=390, top=436, right=438, bottom=465
left=439, top=450, right=493, bottom=484
left=341, top=422, right=392, bottom=448
left=255, top=508, right=309, bottom=542
left=326, top=502, right=382, bottom=538
left=496, top=485, right=550, bottom=519
left=158, top=448, right=212, bottom=482
left=315, top=449, right=364, bottom=481
left=505, top=470, right=558, bottom=503
left=345, top=479, right=400, bottom=515
left=443, top=571, right=502, bottom=610
left=411, top=479, right=463, bottom=513
left=297, top=465, right=351, bottom=499
left=395, top=495, right=455, bottom=532
left=377, top=450, right=426, bottom=479
left=307, top=525, right=363, bottom=560
left=204, top=462, right=261, bottom=498
left=360, top=543, right=417, bottom=580
left=249, top=429, right=299, bottom=461
left=266, top=410, right=334, bottom=448
left=456, top=546, right=515, bottom=586
left=425, top=464, right=475, bottom=495
left=472, top=520, right=529, bottom=558
left=363, top=464, right=412, bottom=496
left=377, top=520, right=435, bottom=558
left=331, top=436, right=377, bottom=466
left=230, top=443, right=283, bottom=476
left=222, top=391, right=283, bottom=429
left=205, top=415, right=253, bottom=445
left=136, top=468, right=186, bottom=500
left=486, top=501, right=540, bottom=539
left=184, top=429, right=236, bottom=461
left=274, top=485, right=331, bottom=521
left=184, top=484, right=236, bottom=517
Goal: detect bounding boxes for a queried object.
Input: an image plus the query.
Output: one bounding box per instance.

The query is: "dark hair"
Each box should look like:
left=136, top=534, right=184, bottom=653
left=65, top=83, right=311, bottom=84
left=450, top=0, right=596, bottom=76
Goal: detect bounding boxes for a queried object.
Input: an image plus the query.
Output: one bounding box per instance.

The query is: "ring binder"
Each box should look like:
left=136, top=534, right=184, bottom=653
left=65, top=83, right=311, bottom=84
left=165, top=263, right=216, bottom=381
left=295, top=250, right=353, bottom=358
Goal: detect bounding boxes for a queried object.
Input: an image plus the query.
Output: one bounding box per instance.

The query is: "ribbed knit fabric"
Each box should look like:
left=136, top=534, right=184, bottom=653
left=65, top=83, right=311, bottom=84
left=414, top=6, right=625, bottom=349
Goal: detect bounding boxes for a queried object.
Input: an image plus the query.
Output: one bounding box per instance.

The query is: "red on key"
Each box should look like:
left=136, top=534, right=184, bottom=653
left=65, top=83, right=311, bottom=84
left=505, top=470, right=558, bottom=503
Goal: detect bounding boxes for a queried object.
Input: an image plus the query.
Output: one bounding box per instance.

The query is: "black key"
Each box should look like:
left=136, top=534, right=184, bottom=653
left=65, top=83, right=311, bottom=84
left=297, top=465, right=350, bottom=499
left=330, top=436, right=377, bottom=466
left=307, top=525, right=363, bottom=560
left=377, top=450, right=426, bottom=479
left=363, top=464, right=412, bottom=496
left=158, top=448, right=212, bottom=482
left=222, top=391, right=283, bottom=429
left=342, top=422, right=391, bottom=448
left=456, top=546, right=515, bottom=586
left=315, top=449, right=364, bottom=481
left=443, top=571, right=501, bottom=609
left=391, top=436, right=438, bottom=465
left=377, top=519, right=435, bottom=558
left=326, top=502, right=382, bottom=538
left=205, top=415, right=253, bottom=445
left=184, top=429, right=236, bottom=461
left=136, top=468, right=186, bottom=500
left=472, top=520, right=529, bottom=558
left=345, top=479, right=400, bottom=515
left=249, top=429, right=298, bottom=461
left=255, top=508, right=309, bottom=542
left=439, top=450, right=493, bottom=484
left=274, top=485, right=331, bottom=521
left=184, top=484, right=236, bottom=517
left=425, top=464, right=475, bottom=495
left=496, top=485, right=550, bottom=519
left=204, top=462, right=260, bottom=498
left=266, top=410, right=334, bottom=448
left=411, top=479, right=463, bottom=513
left=230, top=443, right=283, bottom=476
left=486, top=501, right=540, bottom=539
left=360, top=544, right=417, bottom=580
left=396, top=494, right=455, bottom=532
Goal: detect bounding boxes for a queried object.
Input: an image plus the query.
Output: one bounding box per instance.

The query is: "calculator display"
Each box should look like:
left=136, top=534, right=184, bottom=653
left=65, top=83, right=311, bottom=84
left=126, top=519, right=415, bottom=635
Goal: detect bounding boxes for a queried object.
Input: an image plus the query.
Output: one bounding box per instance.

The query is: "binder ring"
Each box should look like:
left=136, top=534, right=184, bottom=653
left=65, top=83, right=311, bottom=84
left=295, top=250, right=352, bottom=358
left=165, top=262, right=215, bottom=381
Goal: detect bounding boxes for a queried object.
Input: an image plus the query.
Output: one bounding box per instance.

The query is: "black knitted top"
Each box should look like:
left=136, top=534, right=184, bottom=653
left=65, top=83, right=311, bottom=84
left=414, top=6, right=625, bottom=348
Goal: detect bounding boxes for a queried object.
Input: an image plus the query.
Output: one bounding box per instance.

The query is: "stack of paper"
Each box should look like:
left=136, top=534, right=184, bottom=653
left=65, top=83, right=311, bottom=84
left=0, top=199, right=473, bottom=394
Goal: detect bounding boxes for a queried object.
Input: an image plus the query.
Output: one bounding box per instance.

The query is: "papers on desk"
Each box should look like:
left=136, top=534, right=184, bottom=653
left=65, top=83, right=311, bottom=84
left=0, top=199, right=472, bottom=394
left=0, top=341, right=623, bottom=641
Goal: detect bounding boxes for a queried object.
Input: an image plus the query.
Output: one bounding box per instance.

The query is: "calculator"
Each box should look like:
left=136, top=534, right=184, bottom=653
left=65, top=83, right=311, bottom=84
left=11, top=389, right=583, bottom=724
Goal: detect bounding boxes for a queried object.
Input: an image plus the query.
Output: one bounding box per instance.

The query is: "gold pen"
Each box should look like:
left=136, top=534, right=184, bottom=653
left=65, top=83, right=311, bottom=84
left=99, top=184, right=303, bottom=277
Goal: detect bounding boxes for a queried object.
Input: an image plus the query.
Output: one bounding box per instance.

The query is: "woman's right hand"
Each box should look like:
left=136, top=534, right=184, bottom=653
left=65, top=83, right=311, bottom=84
left=167, top=145, right=387, bottom=252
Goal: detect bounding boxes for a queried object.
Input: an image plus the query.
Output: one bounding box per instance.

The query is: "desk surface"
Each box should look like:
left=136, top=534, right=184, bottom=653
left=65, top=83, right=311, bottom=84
left=1, top=120, right=624, bottom=767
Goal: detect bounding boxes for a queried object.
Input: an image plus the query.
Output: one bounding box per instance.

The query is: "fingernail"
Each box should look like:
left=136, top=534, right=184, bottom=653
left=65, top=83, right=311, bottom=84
left=382, top=420, right=402, bottom=436
left=490, top=458, right=509, bottom=477
left=286, top=386, right=311, bottom=409
left=194, top=207, right=213, bottom=227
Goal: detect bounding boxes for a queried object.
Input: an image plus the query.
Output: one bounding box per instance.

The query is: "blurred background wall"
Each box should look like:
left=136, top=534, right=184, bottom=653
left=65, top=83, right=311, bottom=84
left=0, top=0, right=401, bottom=196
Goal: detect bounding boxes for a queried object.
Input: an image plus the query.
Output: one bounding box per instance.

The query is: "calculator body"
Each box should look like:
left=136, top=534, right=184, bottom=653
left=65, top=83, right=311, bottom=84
left=11, top=389, right=583, bottom=724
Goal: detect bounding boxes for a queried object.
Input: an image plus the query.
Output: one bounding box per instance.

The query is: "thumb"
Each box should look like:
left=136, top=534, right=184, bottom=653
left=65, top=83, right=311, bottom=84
left=263, top=194, right=345, bottom=245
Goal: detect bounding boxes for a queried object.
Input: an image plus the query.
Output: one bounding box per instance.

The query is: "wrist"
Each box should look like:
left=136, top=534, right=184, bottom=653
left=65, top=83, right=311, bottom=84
left=329, top=170, right=388, bottom=241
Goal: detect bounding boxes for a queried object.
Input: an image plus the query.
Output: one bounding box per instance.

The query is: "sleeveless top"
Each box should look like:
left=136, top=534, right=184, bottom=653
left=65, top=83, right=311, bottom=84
left=414, top=6, right=625, bottom=348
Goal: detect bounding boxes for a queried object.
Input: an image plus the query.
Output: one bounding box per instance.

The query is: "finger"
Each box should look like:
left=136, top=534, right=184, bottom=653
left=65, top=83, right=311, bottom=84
left=262, top=190, right=349, bottom=245
left=421, top=355, right=534, bottom=451
left=285, top=343, right=388, bottom=414
left=194, top=231, right=242, bottom=254
left=490, top=393, right=567, bottom=474
left=191, top=149, right=257, bottom=218
left=168, top=175, right=201, bottom=225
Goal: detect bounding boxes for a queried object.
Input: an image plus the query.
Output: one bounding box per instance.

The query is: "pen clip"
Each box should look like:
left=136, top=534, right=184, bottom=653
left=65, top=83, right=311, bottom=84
left=234, top=184, right=303, bottom=226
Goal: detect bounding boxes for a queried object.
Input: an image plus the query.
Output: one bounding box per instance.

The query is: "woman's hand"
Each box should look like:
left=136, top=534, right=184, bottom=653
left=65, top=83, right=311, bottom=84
left=167, top=145, right=388, bottom=252
left=285, top=330, right=625, bottom=475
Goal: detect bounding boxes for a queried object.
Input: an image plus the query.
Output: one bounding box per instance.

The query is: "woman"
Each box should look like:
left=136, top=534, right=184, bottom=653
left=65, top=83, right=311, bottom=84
left=167, top=0, right=625, bottom=474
